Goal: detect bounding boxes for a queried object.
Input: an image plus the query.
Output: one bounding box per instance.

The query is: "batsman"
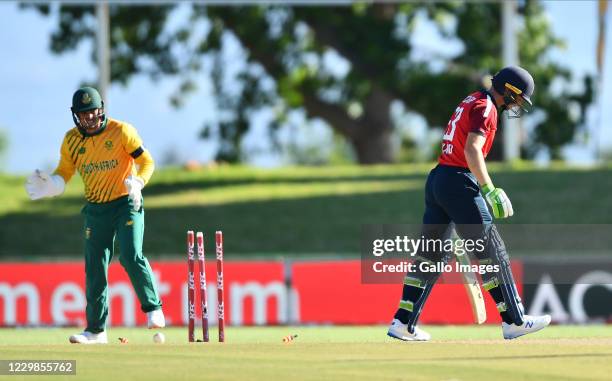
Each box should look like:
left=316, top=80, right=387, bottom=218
left=25, top=87, right=165, bottom=344
left=388, top=66, right=551, bottom=341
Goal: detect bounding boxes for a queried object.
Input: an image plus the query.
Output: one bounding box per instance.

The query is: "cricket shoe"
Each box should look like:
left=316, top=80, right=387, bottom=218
left=147, top=309, right=166, bottom=329
left=69, top=331, right=108, bottom=344
left=387, top=319, right=430, bottom=341
left=502, top=314, right=551, bottom=340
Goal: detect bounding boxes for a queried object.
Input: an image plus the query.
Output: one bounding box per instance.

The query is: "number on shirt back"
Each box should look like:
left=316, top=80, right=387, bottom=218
left=443, top=106, right=464, bottom=142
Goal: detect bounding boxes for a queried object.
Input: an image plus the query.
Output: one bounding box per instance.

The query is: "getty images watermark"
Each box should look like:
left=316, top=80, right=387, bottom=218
left=370, top=235, right=499, bottom=275
left=360, top=223, right=612, bottom=285
left=360, top=224, right=504, bottom=284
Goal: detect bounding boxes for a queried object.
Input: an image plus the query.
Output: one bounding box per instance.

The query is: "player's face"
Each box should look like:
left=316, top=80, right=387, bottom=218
left=77, top=108, right=103, bottom=133
left=506, top=94, right=531, bottom=118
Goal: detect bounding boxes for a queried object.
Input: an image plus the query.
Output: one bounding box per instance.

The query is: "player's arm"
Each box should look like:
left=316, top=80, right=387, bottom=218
left=131, top=147, right=155, bottom=185
left=122, top=124, right=154, bottom=211
left=54, top=138, right=77, bottom=184
left=465, top=132, right=513, bottom=219
left=25, top=137, right=74, bottom=200
left=121, top=124, right=154, bottom=184
left=464, top=133, right=492, bottom=187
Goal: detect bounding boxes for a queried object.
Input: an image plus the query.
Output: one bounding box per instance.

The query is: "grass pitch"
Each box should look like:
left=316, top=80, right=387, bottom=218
left=1, top=325, right=610, bottom=380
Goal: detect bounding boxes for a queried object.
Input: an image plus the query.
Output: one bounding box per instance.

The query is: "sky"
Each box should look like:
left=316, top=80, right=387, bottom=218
left=0, top=0, right=610, bottom=174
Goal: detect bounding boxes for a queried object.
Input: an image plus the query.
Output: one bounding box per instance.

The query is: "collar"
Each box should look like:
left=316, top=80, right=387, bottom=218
left=481, top=89, right=498, bottom=108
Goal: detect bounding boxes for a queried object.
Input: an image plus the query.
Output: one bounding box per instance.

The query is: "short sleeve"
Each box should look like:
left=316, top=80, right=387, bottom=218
left=469, top=99, right=496, bottom=136
left=121, top=123, right=144, bottom=156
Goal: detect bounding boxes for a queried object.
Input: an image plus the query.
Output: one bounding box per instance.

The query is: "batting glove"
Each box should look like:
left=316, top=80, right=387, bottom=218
left=481, top=183, right=514, bottom=219
left=25, top=170, right=65, bottom=200
left=124, top=175, right=145, bottom=212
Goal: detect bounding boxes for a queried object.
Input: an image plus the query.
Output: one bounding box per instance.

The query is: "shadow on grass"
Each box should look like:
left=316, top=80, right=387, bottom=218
left=0, top=188, right=425, bottom=258
left=12, top=172, right=427, bottom=210
left=143, top=173, right=427, bottom=196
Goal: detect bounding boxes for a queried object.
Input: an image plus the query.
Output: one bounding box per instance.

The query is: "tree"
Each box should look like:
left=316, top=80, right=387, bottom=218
left=25, top=1, right=592, bottom=163
left=0, top=129, right=7, bottom=169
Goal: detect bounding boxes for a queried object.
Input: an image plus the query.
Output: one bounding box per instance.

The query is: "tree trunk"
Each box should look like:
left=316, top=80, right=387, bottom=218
left=350, top=84, right=395, bottom=164
left=351, top=130, right=394, bottom=163
left=301, top=84, right=395, bottom=164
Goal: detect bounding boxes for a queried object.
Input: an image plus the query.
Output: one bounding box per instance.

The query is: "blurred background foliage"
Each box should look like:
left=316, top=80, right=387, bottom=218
left=0, top=128, right=8, bottom=170
left=25, top=1, right=594, bottom=164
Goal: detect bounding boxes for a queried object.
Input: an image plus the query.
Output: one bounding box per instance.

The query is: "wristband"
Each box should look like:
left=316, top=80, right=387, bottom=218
left=481, top=183, right=494, bottom=195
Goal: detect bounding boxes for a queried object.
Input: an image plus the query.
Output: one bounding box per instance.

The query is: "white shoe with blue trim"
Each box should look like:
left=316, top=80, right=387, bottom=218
left=502, top=314, right=551, bottom=340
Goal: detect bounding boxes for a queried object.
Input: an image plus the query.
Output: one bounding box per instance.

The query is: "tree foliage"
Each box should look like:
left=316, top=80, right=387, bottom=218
left=25, top=1, right=593, bottom=163
left=0, top=129, right=7, bottom=167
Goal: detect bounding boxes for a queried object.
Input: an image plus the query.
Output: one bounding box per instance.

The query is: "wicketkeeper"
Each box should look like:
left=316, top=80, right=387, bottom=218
left=25, top=87, right=165, bottom=344
left=388, top=66, right=551, bottom=341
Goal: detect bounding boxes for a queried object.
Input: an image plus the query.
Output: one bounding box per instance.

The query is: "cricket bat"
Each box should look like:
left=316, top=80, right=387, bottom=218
left=456, top=251, right=487, bottom=324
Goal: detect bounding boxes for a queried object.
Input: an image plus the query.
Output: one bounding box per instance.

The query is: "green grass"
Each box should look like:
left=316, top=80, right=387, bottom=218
left=0, top=326, right=611, bottom=380
left=2, top=163, right=612, bottom=257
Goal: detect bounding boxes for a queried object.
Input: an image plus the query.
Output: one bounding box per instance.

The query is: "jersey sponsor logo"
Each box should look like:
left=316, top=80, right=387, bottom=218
left=80, top=159, right=119, bottom=175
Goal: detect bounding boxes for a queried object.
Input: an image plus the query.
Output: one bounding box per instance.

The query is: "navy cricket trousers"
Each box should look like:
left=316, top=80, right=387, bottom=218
left=423, top=164, right=492, bottom=230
